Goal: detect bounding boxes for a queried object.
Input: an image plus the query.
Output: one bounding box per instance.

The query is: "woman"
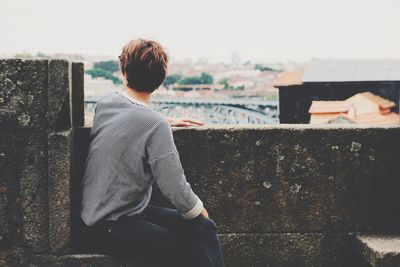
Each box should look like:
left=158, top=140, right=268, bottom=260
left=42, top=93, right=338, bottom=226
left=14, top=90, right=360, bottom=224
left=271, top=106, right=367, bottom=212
left=80, top=38, right=224, bottom=267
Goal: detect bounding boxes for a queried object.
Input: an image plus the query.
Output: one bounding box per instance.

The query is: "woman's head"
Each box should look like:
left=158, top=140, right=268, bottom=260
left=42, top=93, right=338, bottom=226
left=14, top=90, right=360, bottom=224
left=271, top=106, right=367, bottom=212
left=119, top=38, right=168, bottom=93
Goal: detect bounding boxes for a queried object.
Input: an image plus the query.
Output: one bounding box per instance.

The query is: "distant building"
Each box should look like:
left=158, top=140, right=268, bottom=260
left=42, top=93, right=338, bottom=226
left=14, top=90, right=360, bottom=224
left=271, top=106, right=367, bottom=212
left=231, top=52, right=241, bottom=68
left=309, top=92, right=399, bottom=125
left=275, top=59, right=400, bottom=123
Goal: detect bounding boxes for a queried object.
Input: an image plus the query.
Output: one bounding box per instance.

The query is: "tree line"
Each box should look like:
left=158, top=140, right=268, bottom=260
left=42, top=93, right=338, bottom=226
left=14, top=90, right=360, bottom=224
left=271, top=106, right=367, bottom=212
left=85, top=60, right=122, bottom=85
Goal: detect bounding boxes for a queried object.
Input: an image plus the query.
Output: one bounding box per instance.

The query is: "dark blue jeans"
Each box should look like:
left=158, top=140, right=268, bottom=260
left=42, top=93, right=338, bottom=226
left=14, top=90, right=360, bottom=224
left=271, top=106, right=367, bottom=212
left=89, top=205, right=224, bottom=267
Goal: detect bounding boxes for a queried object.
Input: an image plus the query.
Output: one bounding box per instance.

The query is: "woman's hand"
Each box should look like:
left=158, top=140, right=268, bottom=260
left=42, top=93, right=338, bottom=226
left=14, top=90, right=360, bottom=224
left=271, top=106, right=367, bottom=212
left=200, top=208, right=209, bottom=218
left=166, top=117, right=204, bottom=127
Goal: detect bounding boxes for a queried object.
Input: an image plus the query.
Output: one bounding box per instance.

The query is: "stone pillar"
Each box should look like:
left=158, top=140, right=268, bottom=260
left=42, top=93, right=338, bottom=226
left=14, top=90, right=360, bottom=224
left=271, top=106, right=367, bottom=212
left=0, top=59, right=83, bottom=259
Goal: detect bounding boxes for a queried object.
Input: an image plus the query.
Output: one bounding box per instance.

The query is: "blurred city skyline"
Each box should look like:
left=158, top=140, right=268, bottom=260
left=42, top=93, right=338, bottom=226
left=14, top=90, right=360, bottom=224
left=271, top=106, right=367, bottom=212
left=2, top=0, right=400, bottom=63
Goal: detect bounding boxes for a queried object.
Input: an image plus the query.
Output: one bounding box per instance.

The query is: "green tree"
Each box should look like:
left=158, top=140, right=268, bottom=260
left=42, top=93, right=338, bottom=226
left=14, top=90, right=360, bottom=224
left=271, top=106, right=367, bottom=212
left=200, top=72, right=213, bottom=84
left=85, top=68, right=122, bottom=85
left=254, top=64, right=275, bottom=72
left=179, top=76, right=202, bottom=85
left=218, top=78, right=229, bottom=89
left=94, top=60, right=120, bottom=73
left=178, top=72, right=214, bottom=85
left=163, top=74, right=182, bottom=87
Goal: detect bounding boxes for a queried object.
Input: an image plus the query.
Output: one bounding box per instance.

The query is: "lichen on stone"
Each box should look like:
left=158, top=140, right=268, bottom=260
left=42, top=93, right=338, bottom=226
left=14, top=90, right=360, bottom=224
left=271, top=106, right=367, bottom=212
left=17, top=114, right=30, bottom=126
left=350, top=142, right=362, bottom=153
left=263, top=181, right=272, bottom=189
left=290, top=183, right=302, bottom=193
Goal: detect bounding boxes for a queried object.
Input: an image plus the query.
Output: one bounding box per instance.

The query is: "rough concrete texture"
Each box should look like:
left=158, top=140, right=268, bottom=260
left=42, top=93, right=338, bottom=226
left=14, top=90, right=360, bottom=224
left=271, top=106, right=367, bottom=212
left=0, top=251, right=146, bottom=267
left=0, top=59, right=83, bottom=130
left=73, top=125, right=400, bottom=234
left=0, top=234, right=366, bottom=267
left=54, top=254, right=146, bottom=267
left=0, top=59, right=48, bottom=129
left=70, top=125, right=399, bottom=266
left=47, top=59, right=72, bottom=130
left=71, top=62, right=85, bottom=128
left=1, top=234, right=367, bottom=267
left=220, top=233, right=369, bottom=267
left=48, top=131, right=73, bottom=254
left=0, top=130, right=48, bottom=253
left=0, top=249, right=54, bottom=267
left=170, top=125, right=400, bottom=233
left=356, top=235, right=400, bottom=267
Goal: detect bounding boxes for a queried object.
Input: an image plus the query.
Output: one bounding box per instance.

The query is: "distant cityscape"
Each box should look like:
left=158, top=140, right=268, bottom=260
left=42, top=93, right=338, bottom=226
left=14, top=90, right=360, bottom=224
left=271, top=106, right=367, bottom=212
left=6, top=52, right=303, bottom=125
left=2, top=51, right=307, bottom=125
left=5, top=52, right=399, bottom=126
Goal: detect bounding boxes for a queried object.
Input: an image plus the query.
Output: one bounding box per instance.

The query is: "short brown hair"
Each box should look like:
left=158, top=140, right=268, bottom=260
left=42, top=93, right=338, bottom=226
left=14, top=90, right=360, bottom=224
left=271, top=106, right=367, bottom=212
left=119, top=39, right=168, bottom=93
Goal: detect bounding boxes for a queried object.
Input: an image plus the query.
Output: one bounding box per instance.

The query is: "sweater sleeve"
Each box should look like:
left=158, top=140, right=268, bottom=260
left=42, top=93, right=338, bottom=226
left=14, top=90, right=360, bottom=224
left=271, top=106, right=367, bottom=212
left=146, top=118, right=203, bottom=219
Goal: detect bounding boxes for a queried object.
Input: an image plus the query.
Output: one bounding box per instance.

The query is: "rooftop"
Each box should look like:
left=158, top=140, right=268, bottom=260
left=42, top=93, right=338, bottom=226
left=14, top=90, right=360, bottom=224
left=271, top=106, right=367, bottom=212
left=309, top=92, right=400, bottom=125
left=273, top=71, right=304, bottom=87
left=303, top=58, right=400, bottom=82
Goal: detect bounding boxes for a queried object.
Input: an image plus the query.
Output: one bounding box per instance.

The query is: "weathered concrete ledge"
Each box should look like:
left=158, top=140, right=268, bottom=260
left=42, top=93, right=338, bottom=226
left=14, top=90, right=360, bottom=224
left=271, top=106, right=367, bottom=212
left=73, top=125, right=400, bottom=234
left=170, top=125, right=400, bottom=233
left=63, top=125, right=400, bottom=266
left=355, top=235, right=400, bottom=267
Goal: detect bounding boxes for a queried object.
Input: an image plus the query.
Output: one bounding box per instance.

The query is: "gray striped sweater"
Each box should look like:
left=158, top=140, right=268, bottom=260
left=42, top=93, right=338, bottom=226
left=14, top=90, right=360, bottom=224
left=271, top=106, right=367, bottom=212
left=80, top=91, right=203, bottom=226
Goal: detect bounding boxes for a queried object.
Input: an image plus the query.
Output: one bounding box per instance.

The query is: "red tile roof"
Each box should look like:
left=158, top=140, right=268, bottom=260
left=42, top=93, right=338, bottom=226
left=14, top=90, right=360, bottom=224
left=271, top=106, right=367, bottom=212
left=351, top=112, right=400, bottom=125
left=356, top=92, right=396, bottom=109
left=274, top=71, right=304, bottom=87
left=309, top=101, right=351, bottom=114
left=308, top=92, right=399, bottom=125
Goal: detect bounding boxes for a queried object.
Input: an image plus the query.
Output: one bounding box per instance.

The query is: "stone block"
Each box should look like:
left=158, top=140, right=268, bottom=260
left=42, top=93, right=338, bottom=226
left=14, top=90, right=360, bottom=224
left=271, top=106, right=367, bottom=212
left=63, top=234, right=366, bottom=267
left=48, top=130, right=73, bottom=254
left=0, top=249, right=54, bottom=267
left=70, top=126, right=400, bottom=249
left=54, top=254, right=146, bottom=267
left=355, top=234, right=400, bottom=267
left=220, top=233, right=368, bottom=267
left=0, top=129, right=48, bottom=252
left=47, top=59, right=72, bottom=130
left=0, top=59, right=85, bottom=131
left=71, top=62, right=85, bottom=128
left=0, top=59, right=48, bottom=129
left=171, top=126, right=400, bottom=233
left=72, top=126, right=400, bottom=234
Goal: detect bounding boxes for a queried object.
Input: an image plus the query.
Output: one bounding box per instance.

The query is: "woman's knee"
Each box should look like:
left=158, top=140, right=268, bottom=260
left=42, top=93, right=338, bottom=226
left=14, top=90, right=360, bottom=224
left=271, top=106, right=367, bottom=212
left=194, top=216, right=218, bottom=237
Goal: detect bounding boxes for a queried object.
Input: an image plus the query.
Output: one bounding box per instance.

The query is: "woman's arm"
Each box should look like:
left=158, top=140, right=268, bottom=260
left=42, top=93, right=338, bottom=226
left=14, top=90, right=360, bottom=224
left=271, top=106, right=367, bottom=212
left=165, top=117, right=204, bottom=127
left=146, top=119, right=205, bottom=219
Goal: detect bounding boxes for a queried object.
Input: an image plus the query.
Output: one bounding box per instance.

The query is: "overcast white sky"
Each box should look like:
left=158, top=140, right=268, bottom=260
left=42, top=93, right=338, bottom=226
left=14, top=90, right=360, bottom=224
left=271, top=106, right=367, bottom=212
left=1, top=0, right=400, bottom=62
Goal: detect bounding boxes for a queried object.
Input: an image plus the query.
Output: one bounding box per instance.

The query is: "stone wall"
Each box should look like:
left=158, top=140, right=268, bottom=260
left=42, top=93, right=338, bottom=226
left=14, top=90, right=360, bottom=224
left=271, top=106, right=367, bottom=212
left=0, top=59, right=83, bottom=264
left=1, top=59, right=399, bottom=266
left=71, top=125, right=400, bottom=266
